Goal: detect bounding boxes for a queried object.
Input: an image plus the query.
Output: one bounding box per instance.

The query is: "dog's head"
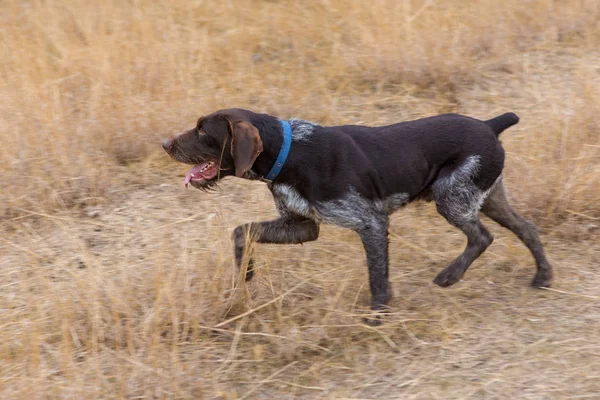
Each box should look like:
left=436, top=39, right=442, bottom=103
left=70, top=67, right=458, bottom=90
left=162, top=109, right=264, bottom=190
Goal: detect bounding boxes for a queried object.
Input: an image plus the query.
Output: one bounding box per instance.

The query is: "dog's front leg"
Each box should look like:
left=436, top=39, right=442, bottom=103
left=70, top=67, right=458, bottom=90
left=232, top=217, right=320, bottom=280
left=356, top=216, right=391, bottom=326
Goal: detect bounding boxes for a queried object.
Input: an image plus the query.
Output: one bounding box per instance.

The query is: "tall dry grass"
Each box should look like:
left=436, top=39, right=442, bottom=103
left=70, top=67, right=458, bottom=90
left=1, top=0, right=600, bottom=398
left=1, top=0, right=599, bottom=220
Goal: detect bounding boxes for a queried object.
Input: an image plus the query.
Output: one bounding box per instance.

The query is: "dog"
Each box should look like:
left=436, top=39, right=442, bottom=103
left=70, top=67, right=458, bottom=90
left=162, top=108, right=553, bottom=325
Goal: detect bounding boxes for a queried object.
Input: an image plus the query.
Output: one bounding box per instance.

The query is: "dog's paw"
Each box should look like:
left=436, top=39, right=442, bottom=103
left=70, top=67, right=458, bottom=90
left=362, top=305, right=390, bottom=327
left=363, top=315, right=384, bottom=327
left=531, top=269, right=553, bottom=288
left=433, top=267, right=464, bottom=287
left=244, top=258, right=255, bottom=281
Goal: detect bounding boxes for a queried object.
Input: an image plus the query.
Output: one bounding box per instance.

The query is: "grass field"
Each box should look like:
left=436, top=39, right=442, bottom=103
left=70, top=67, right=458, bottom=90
left=1, top=0, right=599, bottom=398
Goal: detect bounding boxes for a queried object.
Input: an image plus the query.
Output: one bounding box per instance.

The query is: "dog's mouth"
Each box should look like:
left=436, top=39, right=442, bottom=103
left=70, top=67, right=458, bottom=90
left=184, top=161, right=219, bottom=188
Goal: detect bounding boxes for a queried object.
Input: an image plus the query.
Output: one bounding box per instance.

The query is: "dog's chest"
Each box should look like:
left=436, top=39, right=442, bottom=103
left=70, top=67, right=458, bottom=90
left=270, top=184, right=315, bottom=219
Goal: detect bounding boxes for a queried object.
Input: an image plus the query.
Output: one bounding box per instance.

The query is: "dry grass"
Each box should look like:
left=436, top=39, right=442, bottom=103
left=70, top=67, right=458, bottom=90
left=1, top=0, right=599, bottom=398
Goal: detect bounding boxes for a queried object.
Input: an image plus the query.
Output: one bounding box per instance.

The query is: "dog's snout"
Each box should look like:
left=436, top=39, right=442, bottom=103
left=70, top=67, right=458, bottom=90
left=162, top=138, right=174, bottom=152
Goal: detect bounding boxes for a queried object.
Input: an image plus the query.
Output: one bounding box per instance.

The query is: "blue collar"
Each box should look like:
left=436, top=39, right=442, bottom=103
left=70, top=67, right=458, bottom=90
left=264, top=120, right=292, bottom=182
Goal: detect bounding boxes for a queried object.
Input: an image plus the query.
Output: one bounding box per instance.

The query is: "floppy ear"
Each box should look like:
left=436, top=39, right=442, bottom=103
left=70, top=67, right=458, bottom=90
left=229, top=121, right=263, bottom=177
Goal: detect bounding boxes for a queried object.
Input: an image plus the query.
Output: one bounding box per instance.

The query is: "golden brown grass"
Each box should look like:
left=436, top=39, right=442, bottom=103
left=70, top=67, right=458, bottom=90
left=1, top=0, right=599, bottom=398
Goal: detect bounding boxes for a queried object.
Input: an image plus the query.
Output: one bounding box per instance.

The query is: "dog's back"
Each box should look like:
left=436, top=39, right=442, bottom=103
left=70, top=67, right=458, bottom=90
left=296, top=113, right=516, bottom=202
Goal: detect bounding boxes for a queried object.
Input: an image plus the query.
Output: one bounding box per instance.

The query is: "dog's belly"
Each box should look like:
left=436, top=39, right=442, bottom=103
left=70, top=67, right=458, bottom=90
left=271, top=183, right=410, bottom=229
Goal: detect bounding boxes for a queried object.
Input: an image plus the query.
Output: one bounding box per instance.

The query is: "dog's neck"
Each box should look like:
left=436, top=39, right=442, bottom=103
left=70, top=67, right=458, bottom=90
left=246, top=117, right=319, bottom=183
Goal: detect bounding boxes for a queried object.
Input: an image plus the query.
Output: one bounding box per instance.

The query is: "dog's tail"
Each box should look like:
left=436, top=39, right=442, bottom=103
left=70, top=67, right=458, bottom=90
left=485, top=112, right=519, bottom=136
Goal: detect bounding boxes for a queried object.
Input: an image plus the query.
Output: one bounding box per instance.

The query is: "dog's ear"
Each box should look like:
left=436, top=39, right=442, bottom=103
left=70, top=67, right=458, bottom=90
left=228, top=120, right=263, bottom=177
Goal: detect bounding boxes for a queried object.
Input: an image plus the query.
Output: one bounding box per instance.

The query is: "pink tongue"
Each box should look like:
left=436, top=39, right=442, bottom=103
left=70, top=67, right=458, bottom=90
left=184, top=162, right=209, bottom=187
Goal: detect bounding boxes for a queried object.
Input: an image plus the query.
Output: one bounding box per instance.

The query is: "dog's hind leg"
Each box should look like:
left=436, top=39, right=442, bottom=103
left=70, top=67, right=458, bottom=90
left=232, top=217, right=319, bottom=281
left=431, top=158, right=495, bottom=287
left=481, top=179, right=553, bottom=287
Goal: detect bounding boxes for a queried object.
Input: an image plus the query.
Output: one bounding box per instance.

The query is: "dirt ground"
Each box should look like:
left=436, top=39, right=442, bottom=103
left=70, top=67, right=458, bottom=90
left=2, top=171, right=599, bottom=398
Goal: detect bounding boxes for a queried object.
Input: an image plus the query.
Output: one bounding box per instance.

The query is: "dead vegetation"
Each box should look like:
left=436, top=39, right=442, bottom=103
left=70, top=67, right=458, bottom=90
left=1, top=0, right=599, bottom=398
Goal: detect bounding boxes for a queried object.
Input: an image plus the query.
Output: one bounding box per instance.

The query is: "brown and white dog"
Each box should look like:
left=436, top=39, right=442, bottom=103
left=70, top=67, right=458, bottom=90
left=162, top=108, right=553, bottom=325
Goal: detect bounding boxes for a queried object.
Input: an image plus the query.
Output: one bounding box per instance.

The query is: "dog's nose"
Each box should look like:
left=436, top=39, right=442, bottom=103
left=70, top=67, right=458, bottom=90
left=162, top=138, right=174, bottom=151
